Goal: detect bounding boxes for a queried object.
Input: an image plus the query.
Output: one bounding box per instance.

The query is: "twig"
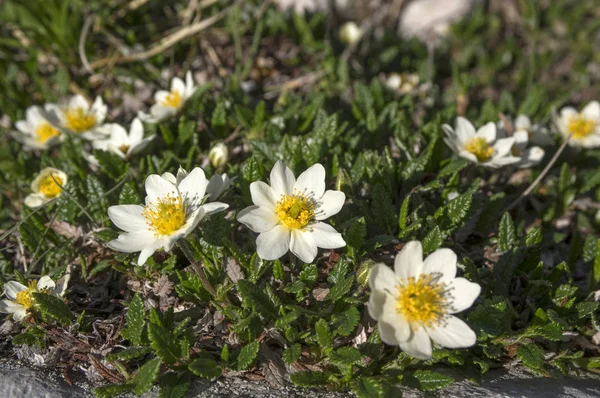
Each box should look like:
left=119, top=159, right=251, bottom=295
left=178, top=239, right=217, bottom=298
left=91, top=2, right=239, bottom=69
left=505, top=134, right=572, bottom=212
left=79, top=15, right=95, bottom=74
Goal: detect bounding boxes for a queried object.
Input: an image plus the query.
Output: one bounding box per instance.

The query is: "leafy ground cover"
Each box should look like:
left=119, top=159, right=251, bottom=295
left=1, top=0, right=600, bottom=396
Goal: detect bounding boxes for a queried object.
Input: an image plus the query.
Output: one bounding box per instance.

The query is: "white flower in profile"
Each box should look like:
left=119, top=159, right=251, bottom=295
left=0, top=276, right=58, bottom=321
left=510, top=130, right=545, bottom=169
left=138, top=71, right=197, bottom=123
left=107, top=167, right=228, bottom=265
left=554, top=101, right=600, bottom=148
left=368, top=241, right=481, bottom=359
left=237, top=161, right=346, bottom=263
left=45, top=95, right=107, bottom=140
left=443, top=117, right=520, bottom=168
left=208, top=143, right=229, bottom=169
left=162, top=167, right=233, bottom=202
left=92, top=118, right=154, bottom=160
left=14, top=105, right=62, bottom=150
left=513, top=115, right=553, bottom=146
left=24, top=167, right=68, bottom=208
left=339, top=21, right=362, bottom=45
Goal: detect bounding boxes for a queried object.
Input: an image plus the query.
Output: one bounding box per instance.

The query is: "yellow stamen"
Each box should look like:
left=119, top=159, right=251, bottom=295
left=119, top=144, right=130, bottom=154
left=65, top=107, right=97, bottom=133
left=35, top=122, right=60, bottom=144
left=465, top=137, right=494, bottom=162
left=38, top=173, right=63, bottom=198
left=275, top=193, right=315, bottom=230
left=568, top=115, right=596, bottom=140
left=396, top=274, right=448, bottom=327
left=143, top=193, right=187, bottom=236
left=14, top=280, right=38, bottom=309
left=159, top=90, right=182, bottom=108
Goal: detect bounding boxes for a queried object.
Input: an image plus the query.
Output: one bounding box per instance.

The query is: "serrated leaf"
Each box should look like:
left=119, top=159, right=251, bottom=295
left=107, top=347, right=151, bottom=362
left=121, top=294, right=145, bottom=346
left=290, top=371, right=327, bottom=387
left=119, top=183, right=141, bottom=205
left=447, top=193, right=472, bottom=224
left=86, top=175, right=108, bottom=218
left=315, top=319, right=333, bottom=352
left=517, top=344, right=544, bottom=370
left=237, top=341, right=260, bottom=370
left=332, top=347, right=361, bottom=365
left=237, top=280, right=277, bottom=319
left=351, top=377, right=385, bottom=398
left=148, top=322, right=180, bottom=365
left=347, top=217, right=367, bottom=251
left=576, top=302, right=599, bottom=319
left=594, top=240, right=600, bottom=288
left=525, top=227, right=542, bottom=246
left=94, top=150, right=127, bottom=179
left=326, top=275, right=353, bottom=302
left=333, top=306, right=360, bottom=336
left=93, top=383, right=134, bottom=398
left=188, top=358, right=222, bottom=379
left=408, top=370, right=454, bottom=391
left=32, top=293, right=72, bottom=325
left=422, top=225, right=443, bottom=253
left=159, top=373, right=190, bottom=398
left=498, top=212, right=516, bottom=252
left=133, top=358, right=161, bottom=395
left=283, top=344, right=302, bottom=365
left=399, top=195, right=410, bottom=230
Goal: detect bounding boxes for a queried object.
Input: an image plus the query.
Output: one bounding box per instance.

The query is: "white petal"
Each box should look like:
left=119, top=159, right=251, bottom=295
left=582, top=101, right=600, bottom=121
left=161, top=172, right=177, bottom=185
left=129, top=118, right=144, bottom=143
left=108, top=205, right=148, bottom=232
left=201, top=201, right=228, bottom=215
left=493, top=137, right=515, bottom=158
left=269, top=161, right=295, bottom=198
left=69, top=95, right=89, bottom=111
left=36, top=276, right=56, bottom=291
left=476, top=122, right=496, bottom=143
left=513, top=130, right=529, bottom=151
left=368, top=263, right=400, bottom=295
left=256, top=225, right=291, bottom=260
left=455, top=117, right=476, bottom=143
left=185, top=71, right=196, bottom=98
left=237, top=205, right=279, bottom=233
left=372, top=295, right=411, bottom=344
left=250, top=181, right=278, bottom=210
left=394, top=241, right=423, bottom=280
left=4, top=281, right=26, bottom=300
left=446, top=277, right=481, bottom=314
left=458, top=151, right=478, bottom=164
left=137, top=247, right=156, bottom=266
left=0, top=300, right=25, bottom=315
left=426, top=315, right=477, bottom=349
left=24, top=194, right=48, bottom=208
left=128, top=136, right=155, bottom=156
left=488, top=156, right=521, bottom=168
left=205, top=174, right=229, bottom=200
left=518, top=147, right=545, bottom=168
left=107, top=230, right=157, bottom=253
left=290, top=230, right=318, bottom=263
left=171, top=77, right=186, bottom=99
left=145, top=174, right=177, bottom=205
left=178, top=167, right=207, bottom=207
left=91, top=97, right=107, bottom=124
left=420, top=248, right=457, bottom=282
left=12, top=308, right=29, bottom=321
left=514, top=115, right=531, bottom=130
left=399, top=326, right=432, bottom=359
left=294, top=163, right=325, bottom=198
left=367, top=289, right=391, bottom=321
left=154, top=90, right=170, bottom=103
left=315, top=190, right=345, bottom=220
left=304, top=222, right=344, bottom=249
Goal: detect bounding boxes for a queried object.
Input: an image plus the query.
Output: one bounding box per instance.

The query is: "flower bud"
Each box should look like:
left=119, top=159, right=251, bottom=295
left=339, top=22, right=362, bottom=45
left=209, top=143, right=229, bottom=169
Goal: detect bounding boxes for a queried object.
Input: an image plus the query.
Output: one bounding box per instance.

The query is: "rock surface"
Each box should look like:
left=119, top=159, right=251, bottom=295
left=2, top=358, right=600, bottom=398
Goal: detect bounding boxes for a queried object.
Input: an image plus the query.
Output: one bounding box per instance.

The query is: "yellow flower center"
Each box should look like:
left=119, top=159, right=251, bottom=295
left=39, top=173, right=64, bottom=198
left=160, top=90, right=182, bottom=108
left=568, top=115, right=596, bottom=140
left=143, top=193, right=187, bottom=236
left=35, top=122, right=60, bottom=143
left=119, top=144, right=130, bottom=154
left=396, top=274, right=448, bottom=327
left=14, top=280, right=39, bottom=309
left=465, top=136, right=494, bottom=162
left=65, top=107, right=97, bottom=133
left=275, top=193, right=315, bottom=230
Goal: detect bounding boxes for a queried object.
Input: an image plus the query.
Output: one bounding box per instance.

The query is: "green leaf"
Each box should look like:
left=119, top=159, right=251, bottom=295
left=119, top=183, right=141, bottom=205
left=594, top=240, right=600, bottom=288
left=121, top=294, right=145, bottom=346
left=351, top=377, right=385, bottom=398
left=347, top=217, right=367, bottom=251
left=159, top=373, right=191, bottom=398
left=94, top=150, right=127, bottom=179
left=447, top=193, right=472, bottom=224
left=237, top=341, right=260, bottom=370
left=237, top=280, right=277, bottom=319
left=525, top=227, right=542, bottom=246
left=407, top=370, right=454, bottom=391
left=283, top=343, right=302, bottom=365
left=333, top=306, right=361, bottom=336
left=326, top=275, right=354, bottom=302
left=133, top=358, right=161, bottom=395
left=188, top=358, right=222, bottom=379
left=211, top=100, right=227, bottom=129
left=398, top=195, right=410, bottom=230
left=106, top=347, right=151, bottom=362
left=290, top=371, right=327, bottom=387
left=148, top=322, right=180, bottom=365
left=332, top=347, right=361, bottom=365
left=498, top=212, right=516, bottom=252
left=32, top=293, right=72, bottom=325
left=575, top=302, right=599, bottom=319
left=93, top=384, right=134, bottom=398
left=422, top=225, right=443, bottom=253
left=86, top=175, right=108, bottom=218
left=315, top=319, right=333, bottom=352
left=517, top=344, right=545, bottom=370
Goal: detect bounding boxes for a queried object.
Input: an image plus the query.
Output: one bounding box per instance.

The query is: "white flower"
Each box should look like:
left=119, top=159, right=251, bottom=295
left=138, top=71, right=197, bottom=123
left=162, top=167, right=233, bottom=202
left=554, top=101, right=600, bottom=148
left=14, top=105, right=63, bottom=150
left=0, top=276, right=58, bottom=321
left=237, top=161, right=346, bottom=263
left=92, top=118, right=154, bottom=160
left=339, top=22, right=362, bottom=45
left=107, top=167, right=228, bottom=265
left=513, top=115, right=553, bottom=146
left=368, top=241, right=481, bottom=359
left=45, top=95, right=107, bottom=140
left=208, top=143, right=229, bottom=169
left=24, top=167, right=68, bottom=208
left=443, top=117, right=520, bottom=168
left=510, top=130, right=545, bottom=169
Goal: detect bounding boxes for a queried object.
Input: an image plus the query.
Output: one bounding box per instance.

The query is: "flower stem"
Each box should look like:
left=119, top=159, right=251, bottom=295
left=178, top=239, right=217, bottom=298
left=506, top=134, right=571, bottom=212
